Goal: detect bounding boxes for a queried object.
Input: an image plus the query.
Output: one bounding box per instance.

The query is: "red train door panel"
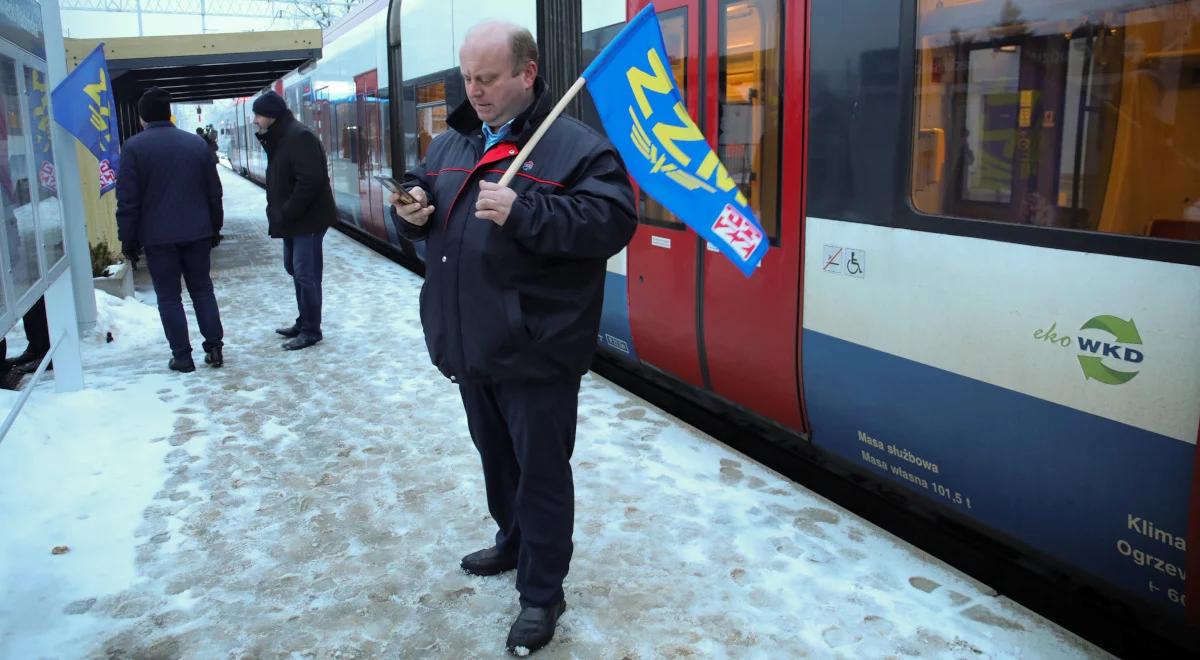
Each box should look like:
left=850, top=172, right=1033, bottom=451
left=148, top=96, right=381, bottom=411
left=700, top=0, right=807, bottom=431
left=626, top=0, right=705, bottom=387
left=355, top=69, right=386, bottom=239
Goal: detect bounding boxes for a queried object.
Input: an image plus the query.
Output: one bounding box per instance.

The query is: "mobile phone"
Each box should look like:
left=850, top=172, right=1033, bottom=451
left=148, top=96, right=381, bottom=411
left=375, top=175, right=418, bottom=205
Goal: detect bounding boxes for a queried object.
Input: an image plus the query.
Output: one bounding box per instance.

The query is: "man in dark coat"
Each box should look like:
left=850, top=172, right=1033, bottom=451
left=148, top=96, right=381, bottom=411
left=251, top=91, right=336, bottom=350
left=196, top=127, right=218, bottom=154
left=390, top=21, right=636, bottom=655
left=117, top=87, right=225, bottom=372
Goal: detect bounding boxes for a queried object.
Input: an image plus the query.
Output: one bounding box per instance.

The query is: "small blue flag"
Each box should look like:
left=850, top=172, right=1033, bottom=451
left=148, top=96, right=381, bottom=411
left=583, top=4, right=767, bottom=277
left=51, top=43, right=119, bottom=195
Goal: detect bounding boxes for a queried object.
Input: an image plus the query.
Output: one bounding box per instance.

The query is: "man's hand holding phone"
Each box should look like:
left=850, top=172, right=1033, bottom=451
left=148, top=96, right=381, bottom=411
left=387, top=182, right=434, bottom=227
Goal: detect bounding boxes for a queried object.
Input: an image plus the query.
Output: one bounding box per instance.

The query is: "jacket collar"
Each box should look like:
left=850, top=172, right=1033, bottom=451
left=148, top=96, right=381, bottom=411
left=447, top=77, right=550, bottom=145
left=145, top=120, right=173, bottom=129
left=258, top=110, right=295, bottom=152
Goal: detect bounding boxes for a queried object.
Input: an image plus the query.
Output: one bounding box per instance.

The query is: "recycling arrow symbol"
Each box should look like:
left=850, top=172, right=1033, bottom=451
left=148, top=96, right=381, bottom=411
left=1077, top=315, right=1142, bottom=385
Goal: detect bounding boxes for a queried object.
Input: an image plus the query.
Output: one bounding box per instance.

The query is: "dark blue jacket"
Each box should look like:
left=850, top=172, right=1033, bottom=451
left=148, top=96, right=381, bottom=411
left=116, top=121, right=223, bottom=247
left=391, top=78, right=637, bottom=383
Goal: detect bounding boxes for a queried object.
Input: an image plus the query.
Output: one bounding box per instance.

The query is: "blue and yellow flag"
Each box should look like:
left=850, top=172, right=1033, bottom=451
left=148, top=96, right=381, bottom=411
left=583, top=4, right=767, bottom=277
left=51, top=43, right=119, bottom=195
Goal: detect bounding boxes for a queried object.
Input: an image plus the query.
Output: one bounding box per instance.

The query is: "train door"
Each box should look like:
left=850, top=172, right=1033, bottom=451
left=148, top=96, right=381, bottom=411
left=355, top=69, right=387, bottom=239
left=625, top=0, right=808, bottom=430
left=625, top=0, right=706, bottom=387
left=698, top=0, right=806, bottom=429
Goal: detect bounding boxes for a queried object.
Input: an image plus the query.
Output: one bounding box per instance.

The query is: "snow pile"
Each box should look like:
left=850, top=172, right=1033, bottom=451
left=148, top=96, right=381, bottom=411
left=87, top=290, right=164, bottom=354
left=0, top=376, right=181, bottom=658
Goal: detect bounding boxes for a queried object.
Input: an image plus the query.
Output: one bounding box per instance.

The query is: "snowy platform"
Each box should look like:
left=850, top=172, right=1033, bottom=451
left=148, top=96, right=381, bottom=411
left=0, top=169, right=1109, bottom=658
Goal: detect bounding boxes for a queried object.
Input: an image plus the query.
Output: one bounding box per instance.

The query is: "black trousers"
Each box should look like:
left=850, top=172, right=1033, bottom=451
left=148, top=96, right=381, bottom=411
left=459, top=378, right=580, bottom=607
left=145, top=238, right=223, bottom=358
left=21, top=297, right=50, bottom=355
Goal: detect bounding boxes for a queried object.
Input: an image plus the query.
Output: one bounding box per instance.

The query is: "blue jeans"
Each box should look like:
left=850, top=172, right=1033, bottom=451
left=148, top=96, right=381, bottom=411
left=145, top=238, right=224, bottom=358
left=282, top=229, right=326, bottom=340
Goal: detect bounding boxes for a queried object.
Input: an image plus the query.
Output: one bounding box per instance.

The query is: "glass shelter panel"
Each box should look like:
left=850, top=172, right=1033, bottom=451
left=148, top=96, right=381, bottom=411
left=25, top=65, right=63, bottom=270
left=1, top=53, right=40, bottom=303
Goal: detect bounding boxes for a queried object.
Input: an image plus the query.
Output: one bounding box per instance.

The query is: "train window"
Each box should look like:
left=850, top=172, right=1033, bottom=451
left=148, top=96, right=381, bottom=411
left=638, top=7, right=688, bottom=231
left=579, top=0, right=625, bottom=137
left=912, top=0, right=1200, bottom=241
left=393, top=0, right=536, bottom=171
left=415, top=81, right=448, bottom=159
left=719, top=0, right=782, bottom=240
left=396, top=0, right=536, bottom=78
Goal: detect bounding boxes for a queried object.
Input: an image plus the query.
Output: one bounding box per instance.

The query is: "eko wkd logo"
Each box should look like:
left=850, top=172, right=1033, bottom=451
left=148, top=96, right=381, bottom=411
left=1033, top=315, right=1145, bottom=385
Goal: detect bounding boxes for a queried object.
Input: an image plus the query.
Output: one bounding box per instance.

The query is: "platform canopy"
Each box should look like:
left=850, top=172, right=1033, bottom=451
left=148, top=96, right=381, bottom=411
left=64, top=30, right=320, bottom=140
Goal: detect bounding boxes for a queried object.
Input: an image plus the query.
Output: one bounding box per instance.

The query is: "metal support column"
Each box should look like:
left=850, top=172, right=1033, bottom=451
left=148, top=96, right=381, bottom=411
left=41, top=0, right=98, bottom=333
left=537, top=0, right=582, bottom=119
left=44, top=268, right=85, bottom=392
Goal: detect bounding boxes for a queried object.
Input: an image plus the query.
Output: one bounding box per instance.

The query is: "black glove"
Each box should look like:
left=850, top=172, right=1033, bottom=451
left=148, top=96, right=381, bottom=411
left=122, top=240, right=141, bottom=268
left=211, top=233, right=223, bottom=248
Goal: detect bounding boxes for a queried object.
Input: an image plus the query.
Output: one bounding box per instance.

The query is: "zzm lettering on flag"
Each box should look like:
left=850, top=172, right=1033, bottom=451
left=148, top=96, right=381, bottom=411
left=580, top=4, right=767, bottom=275
left=624, top=47, right=747, bottom=206
left=84, top=69, right=114, bottom=152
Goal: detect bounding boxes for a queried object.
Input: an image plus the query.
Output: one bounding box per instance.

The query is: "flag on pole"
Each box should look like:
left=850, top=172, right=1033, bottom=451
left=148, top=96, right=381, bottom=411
left=582, top=4, right=767, bottom=276
left=51, top=43, right=120, bottom=195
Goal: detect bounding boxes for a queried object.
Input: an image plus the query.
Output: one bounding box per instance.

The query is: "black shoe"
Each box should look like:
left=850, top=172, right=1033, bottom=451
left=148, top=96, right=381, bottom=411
left=169, top=357, right=196, bottom=373
left=275, top=324, right=301, bottom=338
left=281, top=335, right=321, bottom=351
left=460, top=546, right=518, bottom=576
left=2, top=348, right=38, bottom=370
left=0, top=366, right=24, bottom=391
left=505, top=600, right=566, bottom=655
left=204, top=346, right=224, bottom=368
left=14, top=355, right=49, bottom=374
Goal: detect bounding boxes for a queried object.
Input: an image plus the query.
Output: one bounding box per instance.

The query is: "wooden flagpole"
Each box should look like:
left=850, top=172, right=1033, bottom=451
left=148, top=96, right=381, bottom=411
left=498, top=76, right=587, bottom=187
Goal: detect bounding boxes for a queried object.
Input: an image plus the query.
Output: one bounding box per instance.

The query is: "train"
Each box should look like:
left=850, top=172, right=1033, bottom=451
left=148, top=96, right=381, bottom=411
left=209, top=0, right=1200, bottom=642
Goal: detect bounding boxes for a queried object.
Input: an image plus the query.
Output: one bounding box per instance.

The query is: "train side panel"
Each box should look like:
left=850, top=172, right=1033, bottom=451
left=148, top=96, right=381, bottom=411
left=805, top=0, right=1200, bottom=621
left=802, top=217, right=1200, bottom=617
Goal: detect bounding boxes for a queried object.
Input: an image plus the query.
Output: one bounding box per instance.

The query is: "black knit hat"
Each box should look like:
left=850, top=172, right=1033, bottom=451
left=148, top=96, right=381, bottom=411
left=252, top=91, right=287, bottom=119
left=137, top=87, right=172, bottom=122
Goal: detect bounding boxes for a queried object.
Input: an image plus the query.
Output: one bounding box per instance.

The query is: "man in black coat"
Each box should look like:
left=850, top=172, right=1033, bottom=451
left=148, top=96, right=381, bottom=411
left=251, top=91, right=336, bottom=350
left=117, top=87, right=225, bottom=372
left=390, top=21, right=636, bottom=655
left=195, top=127, right=218, bottom=154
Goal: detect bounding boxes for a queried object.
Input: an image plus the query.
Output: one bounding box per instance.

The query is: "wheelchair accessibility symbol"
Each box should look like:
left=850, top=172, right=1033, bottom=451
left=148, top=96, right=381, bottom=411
left=822, top=245, right=865, bottom=278
left=845, top=249, right=865, bottom=278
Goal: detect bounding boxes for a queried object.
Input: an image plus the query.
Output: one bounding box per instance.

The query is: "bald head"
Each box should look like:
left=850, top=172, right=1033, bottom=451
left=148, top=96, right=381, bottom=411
left=459, top=20, right=539, bottom=128
left=461, top=21, right=539, bottom=76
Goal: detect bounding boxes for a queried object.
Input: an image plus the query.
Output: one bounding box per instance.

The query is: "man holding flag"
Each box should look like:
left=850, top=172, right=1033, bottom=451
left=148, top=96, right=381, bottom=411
left=389, top=20, right=637, bottom=655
